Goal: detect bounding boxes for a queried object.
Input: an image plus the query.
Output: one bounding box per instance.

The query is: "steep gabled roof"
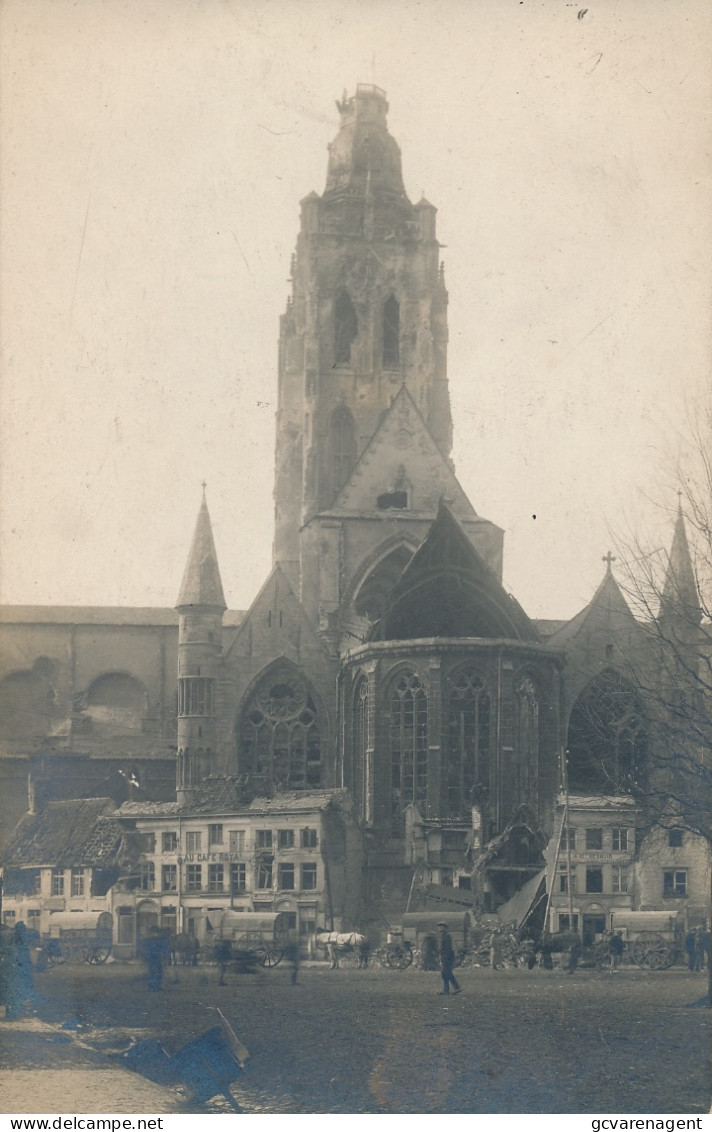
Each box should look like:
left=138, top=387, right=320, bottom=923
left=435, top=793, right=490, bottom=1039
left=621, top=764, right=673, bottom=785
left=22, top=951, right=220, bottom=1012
left=2, top=798, right=125, bottom=868
left=176, top=493, right=226, bottom=611
left=371, top=501, right=539, bottom=642
left=549, top=565, right=636, bottom=645
left=330, top=385, right=478, bottom=521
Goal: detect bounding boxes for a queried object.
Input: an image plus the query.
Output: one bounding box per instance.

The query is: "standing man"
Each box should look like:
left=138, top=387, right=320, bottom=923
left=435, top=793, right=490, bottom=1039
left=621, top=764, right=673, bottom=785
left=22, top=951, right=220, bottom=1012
left=436, top=922, right=461, bottom=996
left=144, top=926, right=168, bottom=992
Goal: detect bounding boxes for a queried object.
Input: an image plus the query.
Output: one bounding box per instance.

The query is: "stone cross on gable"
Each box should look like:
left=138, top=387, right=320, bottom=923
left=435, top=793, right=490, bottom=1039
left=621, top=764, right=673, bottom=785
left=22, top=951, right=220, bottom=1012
left=602, top=550, right=616, bottom=571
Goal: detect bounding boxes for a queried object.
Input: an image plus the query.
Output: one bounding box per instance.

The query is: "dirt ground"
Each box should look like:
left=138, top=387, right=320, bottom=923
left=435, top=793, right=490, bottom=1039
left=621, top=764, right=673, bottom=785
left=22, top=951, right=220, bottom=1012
left=2, top=959, right=710, bottom=1114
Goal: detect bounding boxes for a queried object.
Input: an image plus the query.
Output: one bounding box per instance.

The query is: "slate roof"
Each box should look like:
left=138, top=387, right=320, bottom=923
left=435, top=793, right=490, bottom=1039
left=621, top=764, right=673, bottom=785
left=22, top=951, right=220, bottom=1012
left=176, top=494, right=226, bottom=610
left=2, top=798, right=127, bottom=868
left=372, top=501, right=539, bottom=642
left=0, top=606, right=244, bottom=627
left=117, top=782, right=350, bottom=821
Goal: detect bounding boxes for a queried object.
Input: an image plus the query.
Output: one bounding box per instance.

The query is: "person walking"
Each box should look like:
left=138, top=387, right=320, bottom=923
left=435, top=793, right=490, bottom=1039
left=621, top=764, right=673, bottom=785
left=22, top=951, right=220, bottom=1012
left=215, top=938, right=232, bottom=986
left=436, top=922, right=461, bottom=996
left=144, top=926, right=168, bottom=992
left=609, top=930, right=624, bottom=972
left=685, top=929, right=697, bottom=972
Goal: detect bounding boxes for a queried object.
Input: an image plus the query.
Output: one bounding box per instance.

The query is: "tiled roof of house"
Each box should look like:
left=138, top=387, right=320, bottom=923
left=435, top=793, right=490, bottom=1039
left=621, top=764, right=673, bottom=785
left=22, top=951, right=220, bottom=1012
left=1, top=798, right=127, bottom=868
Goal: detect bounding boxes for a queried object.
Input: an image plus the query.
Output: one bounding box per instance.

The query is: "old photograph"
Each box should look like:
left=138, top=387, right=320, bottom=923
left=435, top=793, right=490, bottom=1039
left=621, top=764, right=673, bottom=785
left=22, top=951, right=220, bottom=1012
left=0, top=0, right=710, bottom=1117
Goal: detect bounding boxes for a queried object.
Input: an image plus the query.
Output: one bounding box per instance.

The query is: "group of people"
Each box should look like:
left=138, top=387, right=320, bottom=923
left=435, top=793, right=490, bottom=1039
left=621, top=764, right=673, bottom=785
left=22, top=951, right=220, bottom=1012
left=684, top=926, right=710, bottom=972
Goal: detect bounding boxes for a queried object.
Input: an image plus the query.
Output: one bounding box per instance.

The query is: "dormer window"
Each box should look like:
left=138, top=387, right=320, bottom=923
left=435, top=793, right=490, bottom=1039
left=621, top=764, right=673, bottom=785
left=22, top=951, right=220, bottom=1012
left=377, top=490, right=408, bottom=510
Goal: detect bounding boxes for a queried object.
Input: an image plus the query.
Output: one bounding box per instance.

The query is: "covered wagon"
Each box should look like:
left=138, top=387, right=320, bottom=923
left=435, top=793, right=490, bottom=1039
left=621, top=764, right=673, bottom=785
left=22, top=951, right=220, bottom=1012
left=44, top=911, right=113, bottom=964
left=595, top=910, right=684, bottom=970
left=400, top=911, right=472, bottom=968
left=218, top=911, right=290, bottom=968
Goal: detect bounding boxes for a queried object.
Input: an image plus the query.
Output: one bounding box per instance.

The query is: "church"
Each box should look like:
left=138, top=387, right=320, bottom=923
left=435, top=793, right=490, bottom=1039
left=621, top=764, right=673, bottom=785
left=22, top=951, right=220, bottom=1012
left=1, top=85, right=708, bottom=950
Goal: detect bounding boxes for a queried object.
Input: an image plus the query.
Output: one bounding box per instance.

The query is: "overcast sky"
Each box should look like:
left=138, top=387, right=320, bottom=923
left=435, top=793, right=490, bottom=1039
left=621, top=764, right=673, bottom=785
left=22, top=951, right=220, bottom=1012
left=1, top=0, right=710, bottom=621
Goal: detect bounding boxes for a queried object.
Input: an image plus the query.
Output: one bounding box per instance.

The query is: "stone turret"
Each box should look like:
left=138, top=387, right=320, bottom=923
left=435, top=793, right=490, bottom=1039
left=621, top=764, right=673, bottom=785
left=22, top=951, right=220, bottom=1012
left=175, top=490, right=226, bottom=804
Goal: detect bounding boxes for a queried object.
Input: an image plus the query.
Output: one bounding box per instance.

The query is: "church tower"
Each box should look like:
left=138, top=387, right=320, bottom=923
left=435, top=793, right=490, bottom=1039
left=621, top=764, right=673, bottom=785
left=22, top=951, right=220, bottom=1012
left=274, top=85, right=453, bottom=598
left=175, top=490, right=226, bottom=804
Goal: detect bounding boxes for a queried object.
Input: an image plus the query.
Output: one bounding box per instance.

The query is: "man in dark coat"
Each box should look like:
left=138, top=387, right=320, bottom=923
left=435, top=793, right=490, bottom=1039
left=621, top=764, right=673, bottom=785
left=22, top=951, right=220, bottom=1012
left=144, top=927, right=169, bottom=991
left=436, top=923, right=461, bottom=996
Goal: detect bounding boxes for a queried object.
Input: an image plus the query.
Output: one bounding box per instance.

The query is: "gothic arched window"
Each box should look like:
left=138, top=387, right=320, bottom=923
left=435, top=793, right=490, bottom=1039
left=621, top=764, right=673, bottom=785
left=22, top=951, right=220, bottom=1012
left=383, top=295, right=400, bottom=368
left=334, top=290, right=358, bottom=366
left=444, top=668, right=491, bottom=818
left=516, top=676, right=539, bottom=803
left=353, top=677, right=369, bottom=819
left=237, top=667, right=322, bottom=790
left=567, top=670, right=646, bottom=793
left=389, top=671, right=428, bottom=832
left=328, top=405, right=356, bottom=498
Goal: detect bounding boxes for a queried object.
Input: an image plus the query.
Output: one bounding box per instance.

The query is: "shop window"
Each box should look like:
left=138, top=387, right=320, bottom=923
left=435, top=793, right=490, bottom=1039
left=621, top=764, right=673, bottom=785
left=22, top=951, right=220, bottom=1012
left=162, top=832, right=178, bottom=853
left=663, top=870, right=687, bottom=897
left=585, top=828, right=603, bottom=851
left=186, top=865, right=202, bottom=892
left=283, top=912, right=297, bottom=931
left=278, top=829, right=295, bottom=850
left=668, top=829, right=683, bottom=848
left=51, top=870, right=65, bottom=896
left=585, top=867, right=603, bottom=893
left=71, top=868, right=85, bottom=897
left=208, top=824, right=224, bottom=846
left=208, top=864, right=224, bottom=892
left=278, top=864, right=295, bottom=890
left=558, top=914, right=579, bottom=932
left=301, top=863, right=318, bottom=890
left=300, top=918, right=316, bottom=936
left=301, top=828, right=318, bottom=849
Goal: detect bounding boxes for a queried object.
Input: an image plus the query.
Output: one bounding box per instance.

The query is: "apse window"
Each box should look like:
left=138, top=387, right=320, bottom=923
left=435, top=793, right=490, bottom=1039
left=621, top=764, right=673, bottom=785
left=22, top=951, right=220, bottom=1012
left=377, top=491, right=408, bottom=510
left=663, top=869, right=687, bottom=897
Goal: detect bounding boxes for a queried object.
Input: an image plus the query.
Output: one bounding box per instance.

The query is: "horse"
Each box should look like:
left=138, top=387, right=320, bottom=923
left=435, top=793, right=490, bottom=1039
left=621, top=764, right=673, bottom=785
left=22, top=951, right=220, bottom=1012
left=315, top=930, right=369, bottom=969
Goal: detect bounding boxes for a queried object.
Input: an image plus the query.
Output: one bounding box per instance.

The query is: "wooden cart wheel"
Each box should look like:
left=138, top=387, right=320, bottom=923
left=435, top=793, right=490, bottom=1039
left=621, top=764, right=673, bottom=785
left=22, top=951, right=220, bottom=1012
left=261, top=948, right=283, bottom=968
left=593, top=941, right=610, bottom=969
left=631, top=938, right=649, bottom=967
left=88, top=945, right=111, bottom=964
left=647, top=941, right=674, bottom=970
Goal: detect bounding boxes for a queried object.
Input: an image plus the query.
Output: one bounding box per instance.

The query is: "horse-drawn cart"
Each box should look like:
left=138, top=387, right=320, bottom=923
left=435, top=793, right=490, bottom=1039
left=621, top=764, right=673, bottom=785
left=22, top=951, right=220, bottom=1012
left=593, top=911, right=683, bottom=970
left=43, top=911, right=113, bottom=964
left=218, top=911, right=290, bottom=968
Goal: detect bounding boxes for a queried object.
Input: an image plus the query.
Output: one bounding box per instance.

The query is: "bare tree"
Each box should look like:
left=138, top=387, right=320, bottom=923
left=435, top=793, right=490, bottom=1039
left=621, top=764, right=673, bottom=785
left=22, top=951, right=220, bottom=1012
left=612, top=401, right=712, bottom=998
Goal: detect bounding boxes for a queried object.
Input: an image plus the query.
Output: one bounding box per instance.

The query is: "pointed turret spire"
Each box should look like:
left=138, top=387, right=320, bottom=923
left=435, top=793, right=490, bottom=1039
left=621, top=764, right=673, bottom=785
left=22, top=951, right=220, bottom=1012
left=661, top=502, right=701, bottom=625
left=176, top=490, right=226, bottom=610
